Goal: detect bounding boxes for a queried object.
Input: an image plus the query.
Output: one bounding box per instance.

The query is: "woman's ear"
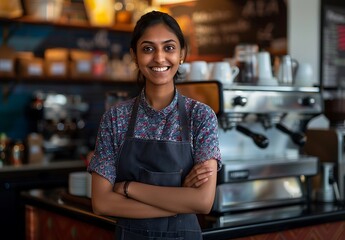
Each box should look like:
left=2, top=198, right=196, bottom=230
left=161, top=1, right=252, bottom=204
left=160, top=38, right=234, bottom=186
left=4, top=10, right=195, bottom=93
left=180, top=48, right=187, bottom=63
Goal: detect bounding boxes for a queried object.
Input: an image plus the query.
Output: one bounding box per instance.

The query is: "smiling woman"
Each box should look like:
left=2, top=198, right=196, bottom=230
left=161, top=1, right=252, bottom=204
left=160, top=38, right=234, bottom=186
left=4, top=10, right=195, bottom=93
left=87, top=10, right=222, bottom=240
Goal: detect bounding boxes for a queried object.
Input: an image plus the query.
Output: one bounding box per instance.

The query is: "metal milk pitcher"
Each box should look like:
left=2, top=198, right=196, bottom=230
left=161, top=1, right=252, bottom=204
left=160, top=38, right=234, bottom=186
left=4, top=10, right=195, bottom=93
left=315, top=162, right=340, bottom=202
left=276, top=55, right=298, bottom=85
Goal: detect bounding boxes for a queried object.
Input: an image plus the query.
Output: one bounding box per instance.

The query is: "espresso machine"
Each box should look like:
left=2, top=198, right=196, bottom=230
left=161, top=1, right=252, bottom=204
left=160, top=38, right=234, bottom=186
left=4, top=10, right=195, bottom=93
left=29, top=91, right=90, bottom=160
left=177, top=81, right=323, bottom=227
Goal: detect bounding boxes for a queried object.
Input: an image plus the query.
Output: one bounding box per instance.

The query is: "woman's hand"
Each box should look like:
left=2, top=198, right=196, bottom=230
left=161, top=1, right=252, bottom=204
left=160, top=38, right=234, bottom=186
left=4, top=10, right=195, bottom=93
left=183, top=160, right=214, bottom=188
left=113, top=182, right=125, bottom=196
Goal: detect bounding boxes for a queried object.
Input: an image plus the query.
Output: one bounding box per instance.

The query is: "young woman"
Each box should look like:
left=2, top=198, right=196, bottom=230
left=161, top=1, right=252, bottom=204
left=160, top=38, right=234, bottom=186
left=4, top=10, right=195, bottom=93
left=88, top=10, right=221, bottom=239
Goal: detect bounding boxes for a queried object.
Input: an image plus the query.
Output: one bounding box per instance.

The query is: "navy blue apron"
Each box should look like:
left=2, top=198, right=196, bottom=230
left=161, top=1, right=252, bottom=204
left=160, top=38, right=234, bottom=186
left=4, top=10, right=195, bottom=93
left=115, top=94, right=202, bottom=240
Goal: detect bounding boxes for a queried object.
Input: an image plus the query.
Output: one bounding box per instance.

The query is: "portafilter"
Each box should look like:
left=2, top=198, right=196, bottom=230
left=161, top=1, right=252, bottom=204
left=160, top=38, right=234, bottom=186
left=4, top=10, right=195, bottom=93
left=275, top=123, right=306, bottom=147
left=235, top=125, right=269, bottom=149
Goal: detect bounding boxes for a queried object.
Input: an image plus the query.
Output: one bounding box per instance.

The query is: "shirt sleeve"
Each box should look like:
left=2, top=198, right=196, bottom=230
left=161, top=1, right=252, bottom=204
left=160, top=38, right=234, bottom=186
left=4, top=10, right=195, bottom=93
left=87, top=109, right=118, bottom=185
left=191, top=101, right=222, bottom=170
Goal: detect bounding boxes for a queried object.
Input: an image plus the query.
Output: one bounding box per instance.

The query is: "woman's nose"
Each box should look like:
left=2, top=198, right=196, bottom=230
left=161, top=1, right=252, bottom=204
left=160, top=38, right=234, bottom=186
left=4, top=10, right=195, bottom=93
left=153, top=49, right=165, bottom=63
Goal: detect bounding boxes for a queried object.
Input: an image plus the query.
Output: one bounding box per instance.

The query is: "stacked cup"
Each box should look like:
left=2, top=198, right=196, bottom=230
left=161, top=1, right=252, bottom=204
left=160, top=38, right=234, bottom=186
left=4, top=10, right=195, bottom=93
left=188, top=61, right=209, bottom=81
left=294, top=63, right=314, bottom=87
left=178, top=60, right=240, bottom=85
left=209, top=61, right=239, bottom=85
left=69, top=171, right=89, bottom=197
left=86, top=173, right=92, bottom=198
left=256, top=51, right=278, bottom=86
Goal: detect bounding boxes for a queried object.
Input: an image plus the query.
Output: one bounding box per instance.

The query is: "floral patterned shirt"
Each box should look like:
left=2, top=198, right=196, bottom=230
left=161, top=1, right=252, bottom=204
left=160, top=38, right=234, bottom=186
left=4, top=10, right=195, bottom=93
left=88, top=89, right=222, bottom=185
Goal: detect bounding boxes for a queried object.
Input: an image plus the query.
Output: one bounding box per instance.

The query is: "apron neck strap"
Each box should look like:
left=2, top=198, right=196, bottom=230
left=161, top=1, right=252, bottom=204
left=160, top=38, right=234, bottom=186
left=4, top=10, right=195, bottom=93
left=126, top=96, right=140, bottom=138
left=178, top=94, right=189, bottom=142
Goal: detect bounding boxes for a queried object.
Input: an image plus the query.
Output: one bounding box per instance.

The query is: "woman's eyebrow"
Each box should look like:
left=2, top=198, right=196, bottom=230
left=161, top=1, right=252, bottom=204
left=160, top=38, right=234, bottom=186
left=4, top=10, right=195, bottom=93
left=140, top=39, right=177, bottom=45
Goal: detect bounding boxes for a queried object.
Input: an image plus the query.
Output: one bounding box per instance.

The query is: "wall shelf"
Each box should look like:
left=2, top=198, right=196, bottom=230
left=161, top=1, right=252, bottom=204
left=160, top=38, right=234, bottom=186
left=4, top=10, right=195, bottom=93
left=0, top=76, right=138, bottom=85
left=0, top=16, right=134, bottom=33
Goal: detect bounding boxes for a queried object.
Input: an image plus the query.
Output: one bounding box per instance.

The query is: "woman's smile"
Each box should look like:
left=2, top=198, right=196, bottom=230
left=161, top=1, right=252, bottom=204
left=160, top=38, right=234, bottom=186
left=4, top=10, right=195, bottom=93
left=150, top=66, right=170, bottom=72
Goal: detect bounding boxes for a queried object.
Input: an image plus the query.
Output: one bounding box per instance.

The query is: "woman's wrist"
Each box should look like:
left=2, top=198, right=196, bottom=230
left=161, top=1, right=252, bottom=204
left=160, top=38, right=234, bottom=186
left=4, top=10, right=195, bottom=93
left=123, top=181, right=131, bottom=198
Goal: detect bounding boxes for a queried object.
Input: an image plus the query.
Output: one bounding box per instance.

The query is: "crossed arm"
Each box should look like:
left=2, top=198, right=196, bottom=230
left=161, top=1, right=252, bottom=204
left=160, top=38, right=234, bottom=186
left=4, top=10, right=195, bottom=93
left=91, top=159, right=218, bottom=218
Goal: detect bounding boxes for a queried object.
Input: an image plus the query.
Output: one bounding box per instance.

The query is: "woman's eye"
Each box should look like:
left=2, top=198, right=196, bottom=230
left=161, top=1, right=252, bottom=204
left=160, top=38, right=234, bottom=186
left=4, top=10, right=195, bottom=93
left=165, top=45, right=175, bottom=52
left=143, top=46, right=154, bottom=53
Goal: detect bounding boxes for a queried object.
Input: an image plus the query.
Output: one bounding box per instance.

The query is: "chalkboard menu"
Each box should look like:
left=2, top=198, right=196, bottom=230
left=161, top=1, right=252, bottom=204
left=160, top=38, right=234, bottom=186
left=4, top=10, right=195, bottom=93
left=164, top=0, right=287, bottom=60
left=322, top=5, right=345, bottom=88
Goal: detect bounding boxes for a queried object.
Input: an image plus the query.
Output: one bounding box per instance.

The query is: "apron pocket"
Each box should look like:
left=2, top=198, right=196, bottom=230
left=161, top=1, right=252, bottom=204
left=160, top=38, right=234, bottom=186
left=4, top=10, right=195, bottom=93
left=139, top=167, right=182, bottom=187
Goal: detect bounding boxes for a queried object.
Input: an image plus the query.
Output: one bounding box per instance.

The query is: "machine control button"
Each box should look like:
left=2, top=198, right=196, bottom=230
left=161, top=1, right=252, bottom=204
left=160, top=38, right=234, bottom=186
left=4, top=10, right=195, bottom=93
left=299, top=96, right=316, bottom=106
left=233, top=96, right=248, bottom=107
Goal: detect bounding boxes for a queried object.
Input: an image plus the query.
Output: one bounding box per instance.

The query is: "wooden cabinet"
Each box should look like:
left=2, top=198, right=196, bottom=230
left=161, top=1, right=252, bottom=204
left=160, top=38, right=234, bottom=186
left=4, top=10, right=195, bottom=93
left=26, top=205, right=114, bottom=240
left=0, top=163, right=86, bottom=240
left=22, top=188, right=345, bottom=240
left=26, top=202, right=345, bottom=240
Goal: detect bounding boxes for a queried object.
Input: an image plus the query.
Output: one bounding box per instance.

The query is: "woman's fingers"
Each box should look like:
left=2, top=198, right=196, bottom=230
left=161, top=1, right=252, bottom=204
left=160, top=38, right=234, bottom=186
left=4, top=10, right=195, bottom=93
left=183, top=160, right=214, bottom=187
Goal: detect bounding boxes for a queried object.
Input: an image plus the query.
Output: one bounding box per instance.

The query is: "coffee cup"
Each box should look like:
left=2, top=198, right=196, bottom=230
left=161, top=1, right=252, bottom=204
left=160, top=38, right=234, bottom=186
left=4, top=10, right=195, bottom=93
left=294, top=63, right=314, bottom=87
left=189, top=61, right=208, bottom=81
left=210, top=61, right=239, bottom=85
left=207, top=62, right=215, bottom=80
left=86, top=173, right=92, bottom=198
left=257, top=51, right=273, bottom=81
left=178, top=62, right=190, bottom=81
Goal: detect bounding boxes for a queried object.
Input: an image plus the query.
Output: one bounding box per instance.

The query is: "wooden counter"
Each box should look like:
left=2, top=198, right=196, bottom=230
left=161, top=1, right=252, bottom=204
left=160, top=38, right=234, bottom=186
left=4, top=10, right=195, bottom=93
left=21, top=188, right=345, bottom=240
left=0, top=160, right=86, bottom=240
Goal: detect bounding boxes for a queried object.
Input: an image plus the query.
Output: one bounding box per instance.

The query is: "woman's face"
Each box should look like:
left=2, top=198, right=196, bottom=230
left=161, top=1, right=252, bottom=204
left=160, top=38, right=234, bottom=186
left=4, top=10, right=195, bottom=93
left=133, top=23, right=184, bottom=87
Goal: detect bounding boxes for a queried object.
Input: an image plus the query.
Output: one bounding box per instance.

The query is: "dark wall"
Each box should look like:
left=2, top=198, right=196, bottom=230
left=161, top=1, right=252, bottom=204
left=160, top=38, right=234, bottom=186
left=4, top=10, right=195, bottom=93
left=321, top=0, right=345, bottom=89
left=165, top=0, right=287, bottom=60
left=1, top=22, right=132, bottom=57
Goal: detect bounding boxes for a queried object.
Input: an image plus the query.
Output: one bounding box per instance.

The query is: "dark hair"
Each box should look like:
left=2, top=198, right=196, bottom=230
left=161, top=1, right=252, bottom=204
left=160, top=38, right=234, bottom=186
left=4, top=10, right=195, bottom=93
left=130, top=11, right=188, bottom=84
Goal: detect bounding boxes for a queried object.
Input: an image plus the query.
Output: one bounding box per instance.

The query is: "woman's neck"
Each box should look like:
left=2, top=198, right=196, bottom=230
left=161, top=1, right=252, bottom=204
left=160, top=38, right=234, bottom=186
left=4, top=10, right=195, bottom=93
left=144, top=84, right=175, bottom=111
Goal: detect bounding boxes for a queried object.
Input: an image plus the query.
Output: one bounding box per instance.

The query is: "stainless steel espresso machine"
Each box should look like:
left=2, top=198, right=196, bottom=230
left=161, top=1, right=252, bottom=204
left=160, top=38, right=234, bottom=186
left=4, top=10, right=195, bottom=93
left=177, top=81, right=323, bottom=228
left=28, top=91, right=90, bottom=160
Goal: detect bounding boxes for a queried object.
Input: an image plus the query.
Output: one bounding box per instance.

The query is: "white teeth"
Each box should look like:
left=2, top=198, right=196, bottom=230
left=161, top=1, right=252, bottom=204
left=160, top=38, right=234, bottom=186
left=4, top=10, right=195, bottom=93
left=151, top=67, right=169, bottom=72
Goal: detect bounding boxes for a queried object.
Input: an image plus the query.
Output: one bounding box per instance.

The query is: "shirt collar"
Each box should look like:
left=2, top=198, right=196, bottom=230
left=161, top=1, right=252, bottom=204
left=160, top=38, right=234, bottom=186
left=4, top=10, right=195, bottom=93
left=140, top=88, right=179, bottom=118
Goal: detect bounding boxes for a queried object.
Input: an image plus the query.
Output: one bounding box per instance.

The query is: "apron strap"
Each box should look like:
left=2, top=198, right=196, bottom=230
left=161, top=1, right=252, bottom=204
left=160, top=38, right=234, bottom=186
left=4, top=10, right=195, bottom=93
left=126, top=93, right=190, bottom=142
left=177, top=94, right=189, bottom=142
left=126, top=96, right=140, bottom=138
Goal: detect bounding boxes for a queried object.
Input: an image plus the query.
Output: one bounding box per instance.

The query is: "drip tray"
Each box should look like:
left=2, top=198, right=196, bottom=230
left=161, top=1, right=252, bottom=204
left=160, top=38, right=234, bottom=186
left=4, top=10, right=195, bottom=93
left=219, top=155, right=319, bottom=183
left=213, top=177, right=305, bottom=212
left=212, top=204, right=306, bottom=228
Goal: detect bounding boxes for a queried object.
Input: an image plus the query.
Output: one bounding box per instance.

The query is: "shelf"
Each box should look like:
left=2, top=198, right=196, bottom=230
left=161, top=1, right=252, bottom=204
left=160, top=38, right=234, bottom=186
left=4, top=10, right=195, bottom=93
left=0, top=75, right=138, bottom=85
left=222, top=83, right=321, bottom=93
left=0, top=16, right=134, bottom=33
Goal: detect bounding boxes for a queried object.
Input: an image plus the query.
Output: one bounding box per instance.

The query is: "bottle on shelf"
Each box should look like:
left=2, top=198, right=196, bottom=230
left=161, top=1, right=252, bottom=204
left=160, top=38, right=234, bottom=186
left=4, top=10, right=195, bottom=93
left=0, top=133, right=10, bottom=167
left=10, top=140, right=25, bottom=166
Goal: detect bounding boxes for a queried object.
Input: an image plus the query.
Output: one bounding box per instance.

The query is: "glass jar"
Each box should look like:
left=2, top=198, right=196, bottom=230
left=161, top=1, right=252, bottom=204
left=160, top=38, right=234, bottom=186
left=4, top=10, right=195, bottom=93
left=234, top=44, right=259, bottom=84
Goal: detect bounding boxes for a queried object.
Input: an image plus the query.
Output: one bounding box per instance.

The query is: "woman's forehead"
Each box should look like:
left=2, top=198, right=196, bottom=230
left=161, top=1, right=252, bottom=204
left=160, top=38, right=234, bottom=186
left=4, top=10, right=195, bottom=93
left=138, top=23, right=179, bottom=44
